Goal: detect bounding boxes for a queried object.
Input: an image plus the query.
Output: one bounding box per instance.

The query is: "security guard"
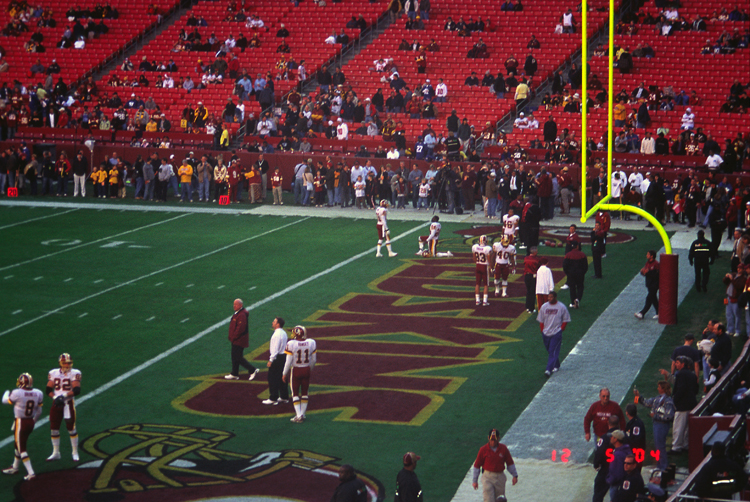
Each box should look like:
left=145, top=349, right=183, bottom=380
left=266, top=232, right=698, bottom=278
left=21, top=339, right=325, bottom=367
left=688, top=229, right=713, bottom=292
left=592, top=415, right=619, bottom=502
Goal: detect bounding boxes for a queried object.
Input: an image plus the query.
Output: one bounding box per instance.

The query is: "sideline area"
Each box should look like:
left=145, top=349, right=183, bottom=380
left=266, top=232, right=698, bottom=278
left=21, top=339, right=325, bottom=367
left=450, top=229, right=730, bottom=502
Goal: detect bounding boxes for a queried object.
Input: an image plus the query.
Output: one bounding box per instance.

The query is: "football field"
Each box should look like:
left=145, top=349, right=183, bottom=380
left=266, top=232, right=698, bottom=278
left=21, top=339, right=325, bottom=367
left=0, top=204, right=707, bottom=501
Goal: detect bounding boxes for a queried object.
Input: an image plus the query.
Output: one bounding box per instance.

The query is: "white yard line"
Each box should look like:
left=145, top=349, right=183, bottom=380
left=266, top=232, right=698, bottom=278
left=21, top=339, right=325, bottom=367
left=0, top=214, right=190, bottom=272
left=0, top=218, right=309, bottom=339
left=0, top=208, right=79, bottom=230
left=0, top=221, right=427, bottom=450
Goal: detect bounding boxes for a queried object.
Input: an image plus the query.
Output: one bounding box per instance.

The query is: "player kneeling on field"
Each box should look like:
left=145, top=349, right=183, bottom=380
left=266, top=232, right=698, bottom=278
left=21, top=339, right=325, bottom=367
left=417, top=216, right=453, bottom=257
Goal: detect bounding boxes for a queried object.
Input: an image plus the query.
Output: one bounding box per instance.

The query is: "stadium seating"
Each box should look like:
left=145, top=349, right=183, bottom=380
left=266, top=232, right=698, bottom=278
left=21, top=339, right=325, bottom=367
left=0, top=0, right=178, bottom=89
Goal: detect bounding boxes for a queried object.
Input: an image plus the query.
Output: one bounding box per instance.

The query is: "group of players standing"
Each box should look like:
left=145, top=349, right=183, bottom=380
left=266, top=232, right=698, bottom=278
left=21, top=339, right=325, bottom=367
left=2, top=353, right=81, bottom=481
left=472, top=209, right=521, bottom=305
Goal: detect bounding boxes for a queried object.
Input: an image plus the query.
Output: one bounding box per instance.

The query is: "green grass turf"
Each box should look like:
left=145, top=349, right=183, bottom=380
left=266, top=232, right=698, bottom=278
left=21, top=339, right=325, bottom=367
left=0, top=206, right=676, bottom=500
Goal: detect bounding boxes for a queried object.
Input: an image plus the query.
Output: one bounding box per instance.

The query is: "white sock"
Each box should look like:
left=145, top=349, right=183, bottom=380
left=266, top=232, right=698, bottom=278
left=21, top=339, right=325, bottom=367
left=70, top=434, right=78, bottom=455
left=293, top=398, right=301, bottom=417
left=21, top=453, right=33, bottom=476
left=300, top=396, right=308, bottom=416
left=483, top=294, right=488, bottom=303
left=475, top=294, right=480, bottom=302
left=51, top=435, right=60, bottom=454
left=12, top=452, right=20, bottom=470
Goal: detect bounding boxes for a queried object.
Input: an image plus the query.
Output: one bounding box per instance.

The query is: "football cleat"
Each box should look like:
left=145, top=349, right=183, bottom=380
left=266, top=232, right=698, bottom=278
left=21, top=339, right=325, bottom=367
left=224, top=374, right=239, bottom=380
left=46, top=453, right=61, bottom=462
left=262, top=399, right=278, bottom=405
left=290, top=416, right=303, bottom=423
left=478, top=235, right=488, bottom=246
left=375, top=253, right=382, bottom=258
left=482, top=302, right=490, bottom=306
left=17, top=373, right=33, bottom=390
left=502, top=292, right=508, bottom=298
left=475, top=300, right=481, bottom=306
left=59, top=353, right=73, bottom=372
left=23, top=474, right=35, bottom=481
left=291, top=326, right=307, bottom=340
left=2, top=467, right=18, bottom=475
left=388, top=252, right=398, bottom=257
left=249, top=369, right=260, bottom=381
left=72, top=454, right=79, bottom=462
left=277, top=398, right=289, bottom=404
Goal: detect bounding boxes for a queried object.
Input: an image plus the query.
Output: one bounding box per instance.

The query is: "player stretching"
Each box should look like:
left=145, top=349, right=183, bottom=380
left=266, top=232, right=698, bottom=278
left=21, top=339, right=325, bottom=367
left=493, top=235, right=517, bottom=297
left=283, top=326, right=317, bottom=423
left=502, top=207, right=520, bottom=244
left=375, top=200, right=398, bottom=258
left=2, top=373, right=43, bottom=480
left=46, top=353, right=82, bottom=462
left=472, top=235, right=494, bottom=306
left=417, top=216, right=454, bottom=257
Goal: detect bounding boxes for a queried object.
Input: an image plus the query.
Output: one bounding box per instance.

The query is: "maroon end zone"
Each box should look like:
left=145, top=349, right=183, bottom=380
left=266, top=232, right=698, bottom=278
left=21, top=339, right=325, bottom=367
left=178, top=250, right=565, bottom=424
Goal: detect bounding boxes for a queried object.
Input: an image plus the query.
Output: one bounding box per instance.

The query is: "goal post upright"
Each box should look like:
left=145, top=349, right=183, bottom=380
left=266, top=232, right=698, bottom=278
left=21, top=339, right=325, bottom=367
left=578, top=0, right=677, bottom=323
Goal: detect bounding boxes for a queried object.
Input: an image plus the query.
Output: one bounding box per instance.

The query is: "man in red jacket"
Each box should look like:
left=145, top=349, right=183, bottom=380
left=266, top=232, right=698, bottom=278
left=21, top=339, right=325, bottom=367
left=472, top=428, right=518, bottom=501
left=584, top=388, right=625, bottom=442
left=225, top=298, right=259, bottom=380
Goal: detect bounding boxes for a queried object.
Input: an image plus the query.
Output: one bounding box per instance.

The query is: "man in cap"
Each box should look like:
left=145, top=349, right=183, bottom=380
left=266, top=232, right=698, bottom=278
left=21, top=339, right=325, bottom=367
left=395, top=452, right=423, bottom=502
left=605, top=430, right=632, bottom=500
left=472, top=428, right=518, bottom=501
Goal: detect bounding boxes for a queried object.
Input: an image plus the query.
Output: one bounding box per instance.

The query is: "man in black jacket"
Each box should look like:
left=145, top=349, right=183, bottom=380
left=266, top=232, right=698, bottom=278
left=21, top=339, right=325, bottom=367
left=562, top=242, right=588, bottom=308
left=592, top=415, right=619, bottom=502
left=71, top=151, right=88, bottom=197
left=660, top=356, right=697, bottom=454
left=330, top=464, right=367, bottom=502
left=688, top=229, right=713, bottom=292
left=395, top=452, right=423, bottom=502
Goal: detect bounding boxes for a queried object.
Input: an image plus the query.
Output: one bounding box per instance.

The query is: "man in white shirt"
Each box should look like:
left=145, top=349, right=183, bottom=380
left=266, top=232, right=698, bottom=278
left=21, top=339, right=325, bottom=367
left=628, top=171, right=644, bottom=194
left=537, top=292, right=570, bottom=376
left=387, top=147, right=400, bottom=159
left=640, top=131, right=655, bottom=154
left=681, top=108, right=695, bottom=130
left=706, top=152, right=723, bottom=172
left=336, top=118, right=348, bottom=140
left=514, top=112, right=528, bottom=129
left=526, top=113, right=539, bottom=129
left=262, top=317, right=290, bottom=405
left=435, top=78, right=448, bottom=103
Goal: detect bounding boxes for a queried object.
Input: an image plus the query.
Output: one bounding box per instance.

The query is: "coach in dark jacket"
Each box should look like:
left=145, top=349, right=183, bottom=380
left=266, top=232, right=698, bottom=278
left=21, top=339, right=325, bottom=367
left=666, top=356, right=698, bottom=453
left=331, top=464, right=367, bottom=502
left=688, top=229, right=713, bottom=292
left=563, top=243, right=588, bottom=308
left=226, top=298, right=258, bottom=380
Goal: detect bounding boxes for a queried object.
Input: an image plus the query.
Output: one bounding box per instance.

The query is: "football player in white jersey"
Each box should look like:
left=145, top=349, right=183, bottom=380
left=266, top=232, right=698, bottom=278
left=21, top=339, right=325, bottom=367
left=502, top=207, right=520, bottom=244
left=493, top=235, right=517, bottom=297
left=46, top=353, right=82, bottom=462
left=472, top=235, right=494, bottom=306
left=2, top=373, right=43, bottom=480
left=282, top=326, right=317, bottom=423
left=375, top=200, right=397, bottom=258
left=417, top=216, right=454, bottom=257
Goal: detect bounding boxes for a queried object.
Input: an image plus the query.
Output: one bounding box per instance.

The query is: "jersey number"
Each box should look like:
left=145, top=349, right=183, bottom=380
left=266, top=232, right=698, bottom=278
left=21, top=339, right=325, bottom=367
left=296, top=349, right=309, bottom=364
left=53, top=378, right=71, bottom=391
left=474, top=252, right=487, bottom=264
left=24, top=400, right=35, bottom=417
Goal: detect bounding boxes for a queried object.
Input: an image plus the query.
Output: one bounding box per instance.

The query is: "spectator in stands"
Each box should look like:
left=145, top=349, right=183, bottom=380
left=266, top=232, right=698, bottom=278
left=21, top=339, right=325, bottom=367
left=30, top=59, right=44, bottom=75
left=464, top=72, right=479, bottom=86
left=527, top=35, right=540, bottom=49
left=276, top=23, right=289, bottom=38
left=467, top=38, right=488, bottom=58
left=515, top=79, right=530, bottom=107
left=504, top=54, right=518, bottom=75
left=560, top=8, right=576, bottom=33
left=681, top=107, right=695, bottom=130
